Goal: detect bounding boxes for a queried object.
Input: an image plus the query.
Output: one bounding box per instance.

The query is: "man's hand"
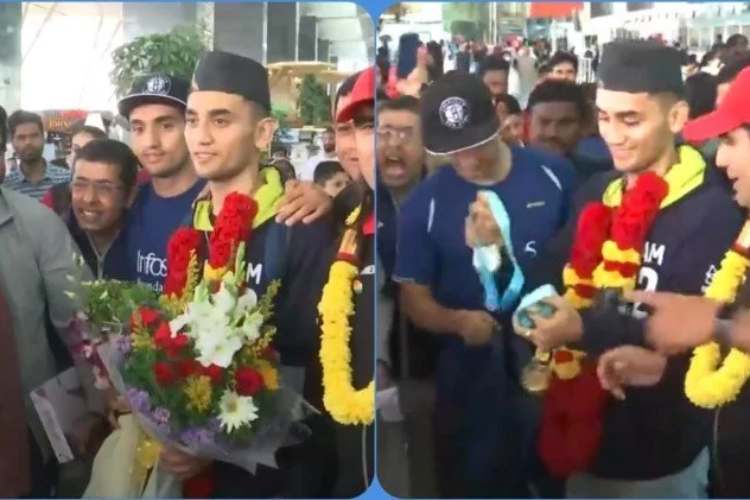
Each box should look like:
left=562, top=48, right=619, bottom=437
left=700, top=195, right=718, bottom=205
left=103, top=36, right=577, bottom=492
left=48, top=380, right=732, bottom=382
left=465, top=194, right=503, bottom=248
left=159, top=446, right=212, bottom=481
left=625, top=291, right=719, bottom=355
left=597, top=346, right=667, bottom=400
left=514, top=296, right=583, bottom=351
left=456, top=310, right=498, bottom=346
left=276, top=180, right=332, bottom=226
left=105, top=387, right=130, bottom=429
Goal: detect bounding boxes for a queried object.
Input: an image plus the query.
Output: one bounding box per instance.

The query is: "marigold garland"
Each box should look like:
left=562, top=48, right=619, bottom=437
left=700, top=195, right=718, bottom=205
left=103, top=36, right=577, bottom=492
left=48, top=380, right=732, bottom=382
left=317, top=208, right=375, bottom=426
left=685, top=234, right=750, bottom=408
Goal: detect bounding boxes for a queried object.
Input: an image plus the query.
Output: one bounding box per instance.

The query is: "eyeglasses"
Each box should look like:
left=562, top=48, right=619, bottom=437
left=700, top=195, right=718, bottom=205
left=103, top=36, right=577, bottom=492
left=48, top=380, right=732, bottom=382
left=376, top=126, right=416, bottom=144
left=71, top=180, right=124, bottom=198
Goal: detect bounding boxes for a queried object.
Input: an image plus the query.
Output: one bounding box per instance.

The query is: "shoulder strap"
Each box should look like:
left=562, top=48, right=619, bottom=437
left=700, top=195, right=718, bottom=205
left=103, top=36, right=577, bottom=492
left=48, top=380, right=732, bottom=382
left=263, top=221, right=292, bottom=282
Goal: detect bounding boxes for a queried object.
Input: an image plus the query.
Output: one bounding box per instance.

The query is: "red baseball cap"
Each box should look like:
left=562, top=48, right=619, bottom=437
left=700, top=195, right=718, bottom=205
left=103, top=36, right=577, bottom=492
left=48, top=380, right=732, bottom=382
left=336, top=66, right=375, bottom=123
left=683, top=66, right=750, bottom=142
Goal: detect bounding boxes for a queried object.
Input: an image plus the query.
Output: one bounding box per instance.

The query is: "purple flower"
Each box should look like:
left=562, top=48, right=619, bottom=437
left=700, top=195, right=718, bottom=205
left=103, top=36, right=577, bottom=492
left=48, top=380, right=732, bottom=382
left=114, top=335, right=132, bottom=355
left=125, top=388, right=150, bottom=413
left=180, top=427, right=215, bottom=447
left=152, top=407, right=171, bottom=425
left=207, top=418, right=222, bottom=433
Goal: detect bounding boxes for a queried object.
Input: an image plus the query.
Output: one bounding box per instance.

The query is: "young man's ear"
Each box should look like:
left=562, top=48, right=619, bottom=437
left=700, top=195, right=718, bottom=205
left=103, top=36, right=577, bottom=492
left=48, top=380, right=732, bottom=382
left=254, top=117, right=277, bottom=152
left=668, top=100, right=690, bottom=135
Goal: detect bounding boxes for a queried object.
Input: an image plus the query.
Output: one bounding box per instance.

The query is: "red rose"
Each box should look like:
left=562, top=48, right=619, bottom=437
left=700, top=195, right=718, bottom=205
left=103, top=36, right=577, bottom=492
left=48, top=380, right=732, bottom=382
left=178, top=359, right=201, bottom=378
left=131, top=307, right=160, bottom=331
left=166, top=334, right=190, bottom=358
left=154, top=322, right=172, bottom=348
left=154, top=362, right=177, bottom=386
left=209, top=240, right=233, bottom=268
left=202, top=364, right=224, bottom=384
left=165, top=227, right=202, bottom=295
left=235, top=367, right=265, bottom=396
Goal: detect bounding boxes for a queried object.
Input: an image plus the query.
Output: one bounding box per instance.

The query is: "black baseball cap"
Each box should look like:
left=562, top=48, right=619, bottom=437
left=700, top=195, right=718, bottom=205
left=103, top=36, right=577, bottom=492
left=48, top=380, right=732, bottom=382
left=118, top=74, right=190, bottom=118
left=192, top=51, right=271, bottom=112
left=598, top=40, right=684, bottom=96
left=420, top=72, right=499, bottom=155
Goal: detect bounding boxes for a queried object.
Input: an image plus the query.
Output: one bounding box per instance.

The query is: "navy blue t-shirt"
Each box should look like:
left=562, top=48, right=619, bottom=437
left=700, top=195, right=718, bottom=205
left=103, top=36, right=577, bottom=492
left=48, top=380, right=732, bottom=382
left=394, top=146, right=572, bottom=312
left=124, top=180, right=206, bottom=292
left=393, top=147, right=573, bottom=494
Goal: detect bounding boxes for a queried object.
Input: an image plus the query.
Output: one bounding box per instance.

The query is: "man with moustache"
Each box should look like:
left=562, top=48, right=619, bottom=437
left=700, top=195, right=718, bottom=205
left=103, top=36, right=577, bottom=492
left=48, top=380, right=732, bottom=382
left=394, top=72, right=572, bottom=497
left=518, top=41, right=743, bottom=497
left=4, top=111, right=70, bottom=201
left=156, top=50, right=338, bottom=497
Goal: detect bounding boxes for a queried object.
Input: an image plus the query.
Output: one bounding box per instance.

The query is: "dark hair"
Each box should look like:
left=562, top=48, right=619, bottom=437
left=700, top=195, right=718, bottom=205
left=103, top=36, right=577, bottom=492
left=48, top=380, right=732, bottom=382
left=335, top=71, right=362, bottom=113
left=8, top=110, right=44, bottom=138
left=685, top=72, right=717, bottom=120
left=378, top=95, right=420, bottom=115
left=74, top=139, right=139, bottom=192
left=271, top=145, right=288, bottom=157
left=426, top=41, right=444, bottom=81
left=717, top=53, right=750, bottom=85
left=538, top=63, right=552, bottom=77
left=313, top=160, right=346, bottom=185
left=727, top=33, right=748, bottom=49
left=494, top=94, right=522, bottom=115
left=527, top=79, right=588, bottom=119
left=72, top=124, right=107, bottom=141
left=479, top=55, right=510, bottom=77
left=549, top=51, right=579, bottom=72
left=271, top=158, right=296, bottom=183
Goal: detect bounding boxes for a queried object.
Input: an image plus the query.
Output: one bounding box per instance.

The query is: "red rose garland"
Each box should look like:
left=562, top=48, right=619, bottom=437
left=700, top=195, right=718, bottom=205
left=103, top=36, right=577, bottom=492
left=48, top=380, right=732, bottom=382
left=539, top=173, right=668, bottom=479
left=161, top=192, right=259, bottom=498
left=164, top=228, right=202, bottom=296
left=208, top=193, right=258, bottom=269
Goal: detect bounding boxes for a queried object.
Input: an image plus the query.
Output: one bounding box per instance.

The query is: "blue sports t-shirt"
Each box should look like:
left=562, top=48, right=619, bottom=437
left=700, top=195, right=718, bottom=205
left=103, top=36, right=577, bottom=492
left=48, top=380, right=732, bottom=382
left=125, top=180, right=206, bottom=292
left=394, top=146, right=572, bottom=312
left=393, top=146, right=574, bottom=495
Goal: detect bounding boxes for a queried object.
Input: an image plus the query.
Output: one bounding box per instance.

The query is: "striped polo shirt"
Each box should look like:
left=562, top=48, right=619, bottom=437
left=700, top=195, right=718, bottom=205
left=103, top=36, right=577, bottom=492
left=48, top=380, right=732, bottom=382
left=4, top=162, right=71, bottom=201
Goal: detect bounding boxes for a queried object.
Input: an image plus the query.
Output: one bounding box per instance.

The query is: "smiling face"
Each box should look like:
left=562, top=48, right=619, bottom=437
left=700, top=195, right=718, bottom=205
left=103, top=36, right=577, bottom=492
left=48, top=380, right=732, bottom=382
left=596, top=89, right=687, bottom=173
left=71, top=159, right=130, bottom=234
left=184, top=91, right=274, bottom=182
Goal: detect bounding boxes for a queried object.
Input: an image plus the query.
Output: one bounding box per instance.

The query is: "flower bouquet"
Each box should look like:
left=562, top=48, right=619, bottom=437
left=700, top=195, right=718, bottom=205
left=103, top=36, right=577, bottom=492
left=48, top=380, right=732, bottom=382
left=84, top=193, right=313, bottom=498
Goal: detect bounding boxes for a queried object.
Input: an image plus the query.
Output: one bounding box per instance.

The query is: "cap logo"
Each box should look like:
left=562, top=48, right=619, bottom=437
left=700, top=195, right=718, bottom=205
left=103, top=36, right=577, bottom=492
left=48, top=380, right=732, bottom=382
left=439, top=97, right=470, bottom=130
left=145, top=75, right=171, bottom=95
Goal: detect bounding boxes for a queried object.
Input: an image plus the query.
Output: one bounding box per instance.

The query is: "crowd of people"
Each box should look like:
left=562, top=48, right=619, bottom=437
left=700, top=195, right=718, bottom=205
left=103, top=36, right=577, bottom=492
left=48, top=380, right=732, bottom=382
left=376, top=28, right=750, bottom=499
left=0, top=51, right=376, bottom=498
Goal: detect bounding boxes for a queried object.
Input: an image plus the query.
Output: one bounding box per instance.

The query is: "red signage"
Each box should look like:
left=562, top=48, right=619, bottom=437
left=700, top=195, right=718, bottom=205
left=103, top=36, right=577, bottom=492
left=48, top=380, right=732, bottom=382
left=529, top=2, right=583, bottom=19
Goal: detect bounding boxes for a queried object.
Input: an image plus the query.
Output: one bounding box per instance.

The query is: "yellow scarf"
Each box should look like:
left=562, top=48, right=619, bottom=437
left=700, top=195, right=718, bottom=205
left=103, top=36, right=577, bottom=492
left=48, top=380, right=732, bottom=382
left=193, top=167, right=284, bottom=231
left=602, top=145, right=706, bottom=208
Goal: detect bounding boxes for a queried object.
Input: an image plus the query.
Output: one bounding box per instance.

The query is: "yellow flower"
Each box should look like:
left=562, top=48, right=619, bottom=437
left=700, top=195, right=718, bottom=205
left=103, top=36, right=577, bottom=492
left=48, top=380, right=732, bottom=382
left=318, top=259, right=374, bottom=425
left=256, top=360, right=279, bottom=391
left=601, top=240, right=641, bottom=265
left=203, top=264, right=227, bottom=283
left=184, top=375, right=213, bottom=413
left=686, top=248, right=750, bottom=408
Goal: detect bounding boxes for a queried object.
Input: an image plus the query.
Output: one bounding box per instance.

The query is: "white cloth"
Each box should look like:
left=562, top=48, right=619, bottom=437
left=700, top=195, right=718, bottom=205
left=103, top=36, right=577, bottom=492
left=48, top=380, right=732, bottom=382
left=297, top=152, right=338, bottom=182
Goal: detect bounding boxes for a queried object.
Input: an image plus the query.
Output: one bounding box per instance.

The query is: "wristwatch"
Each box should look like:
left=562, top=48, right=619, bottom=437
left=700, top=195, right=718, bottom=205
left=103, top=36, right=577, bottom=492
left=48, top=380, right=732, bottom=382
left=713, top=316, right=733, bottom=349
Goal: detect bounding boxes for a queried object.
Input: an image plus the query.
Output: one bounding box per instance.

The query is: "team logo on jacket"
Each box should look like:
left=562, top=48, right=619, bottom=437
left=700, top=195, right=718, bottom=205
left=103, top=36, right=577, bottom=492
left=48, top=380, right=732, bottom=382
left=439, top=97, right=470, bottom=129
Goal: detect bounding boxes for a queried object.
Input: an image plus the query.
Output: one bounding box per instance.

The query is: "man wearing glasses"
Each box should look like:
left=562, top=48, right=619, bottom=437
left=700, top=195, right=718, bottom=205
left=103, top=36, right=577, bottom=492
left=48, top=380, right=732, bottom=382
left=67, top=139, right=137, bottom=279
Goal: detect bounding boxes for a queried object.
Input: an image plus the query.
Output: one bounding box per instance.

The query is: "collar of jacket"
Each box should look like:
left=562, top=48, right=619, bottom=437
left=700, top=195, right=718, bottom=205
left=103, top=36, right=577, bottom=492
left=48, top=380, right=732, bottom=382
left=602, top=145, right=706, bottom=209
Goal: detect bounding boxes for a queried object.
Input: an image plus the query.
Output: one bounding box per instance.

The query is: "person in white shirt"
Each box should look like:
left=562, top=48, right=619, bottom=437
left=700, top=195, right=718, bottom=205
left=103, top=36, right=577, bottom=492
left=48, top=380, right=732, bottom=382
left=298, top=127, right=337, bottom=181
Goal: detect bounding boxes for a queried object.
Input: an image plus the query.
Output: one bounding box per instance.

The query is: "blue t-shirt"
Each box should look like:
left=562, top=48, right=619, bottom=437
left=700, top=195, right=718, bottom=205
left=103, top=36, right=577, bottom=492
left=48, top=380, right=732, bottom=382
left=393, top=147, right=573, bottom=493
left=394, top=146, right=572, bottom=312
left=124, top=180, right=206, bottom=292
